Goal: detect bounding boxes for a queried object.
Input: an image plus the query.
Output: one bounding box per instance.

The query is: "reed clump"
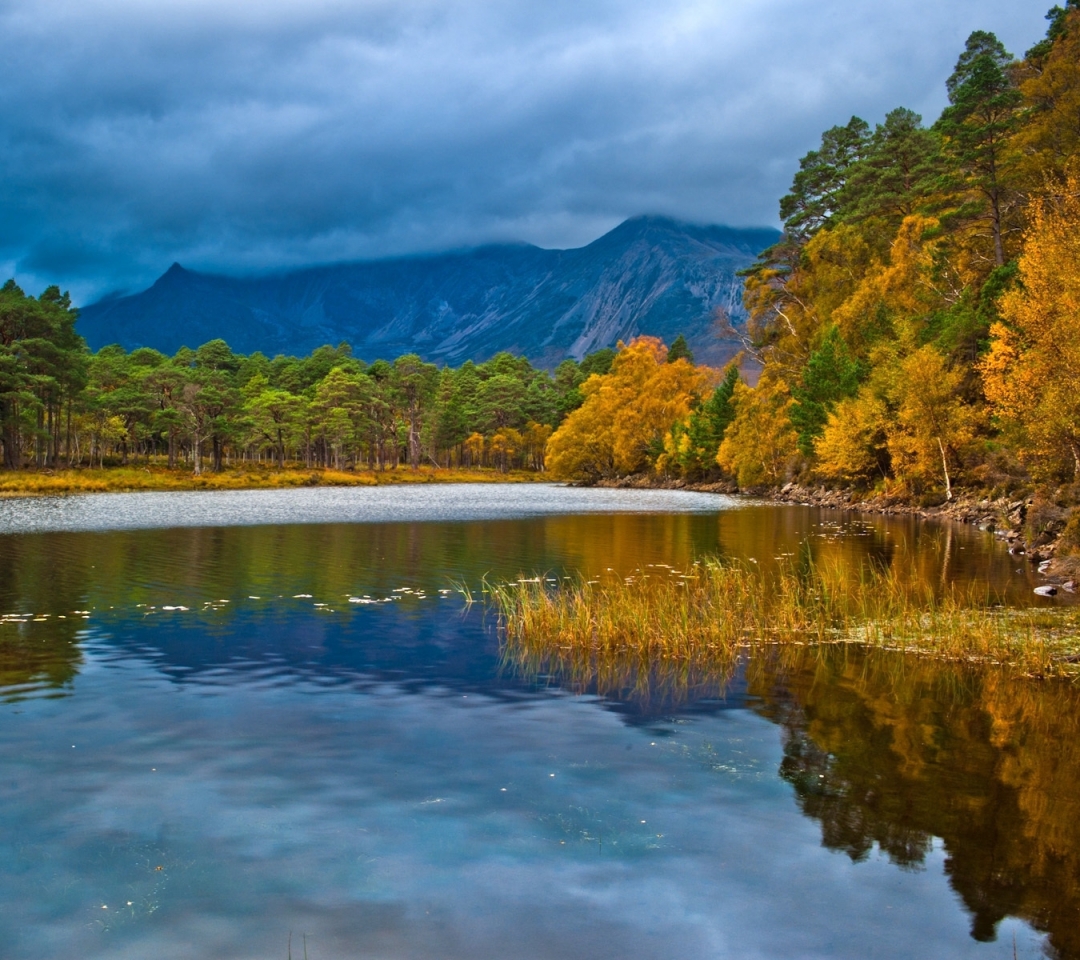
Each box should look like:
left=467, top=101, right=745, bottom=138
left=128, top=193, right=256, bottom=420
left=490, top=560, right=1080, bottom=680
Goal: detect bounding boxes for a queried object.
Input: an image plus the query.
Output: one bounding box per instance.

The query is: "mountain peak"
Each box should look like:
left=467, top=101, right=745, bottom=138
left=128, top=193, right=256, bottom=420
left=152, top=262, right=192, bottom=286
left=79, top=220, right=779, bottom=367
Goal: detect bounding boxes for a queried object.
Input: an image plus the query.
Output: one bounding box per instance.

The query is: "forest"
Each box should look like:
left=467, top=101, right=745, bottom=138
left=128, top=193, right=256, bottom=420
left=0, top=280, right=619, bottom=475
left=2, top=5, right=1078, bottom=496
left=705, top=6, right=1080, bottom=499
left=549, top=6, right=1080, bottom=501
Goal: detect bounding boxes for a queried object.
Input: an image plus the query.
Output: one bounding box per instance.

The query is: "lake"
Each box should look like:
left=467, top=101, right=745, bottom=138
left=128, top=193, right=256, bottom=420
left=1, top=484, right=1076, bottom=959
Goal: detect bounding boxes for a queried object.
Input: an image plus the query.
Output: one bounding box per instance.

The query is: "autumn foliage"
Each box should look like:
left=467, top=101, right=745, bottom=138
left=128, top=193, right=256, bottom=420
left=713, top=9, right=1080, bottom=498
left=546, top=337, right=716, bottom=481
left=982, top=169, right=1080, bottom=479
left=557, top=8, right=1080, bottom=500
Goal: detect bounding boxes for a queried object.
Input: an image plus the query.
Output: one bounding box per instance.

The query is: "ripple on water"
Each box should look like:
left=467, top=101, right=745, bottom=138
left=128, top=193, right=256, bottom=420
left=0, top=484, right=743, bottom=534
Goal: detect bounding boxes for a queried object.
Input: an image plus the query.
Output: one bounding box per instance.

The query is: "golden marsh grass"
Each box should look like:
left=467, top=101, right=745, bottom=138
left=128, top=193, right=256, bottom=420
left=489, top=559, right=1080, bottom=685
left=0, top=465, right=541, bottom=496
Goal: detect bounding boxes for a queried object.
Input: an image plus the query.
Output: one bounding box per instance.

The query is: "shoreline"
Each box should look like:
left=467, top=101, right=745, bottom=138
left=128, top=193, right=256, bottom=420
left=0, top=465, right=544, bottom=498
left=593, top=474, right=1078, bottom=587
left=5, top=464, right=1074, bottom=587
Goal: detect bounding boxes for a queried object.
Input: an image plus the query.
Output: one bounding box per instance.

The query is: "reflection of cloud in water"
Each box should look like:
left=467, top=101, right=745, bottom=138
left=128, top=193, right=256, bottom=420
left=0, top=649, right=1046, bottom=960
left=0, top=500, right=1062, bottom=957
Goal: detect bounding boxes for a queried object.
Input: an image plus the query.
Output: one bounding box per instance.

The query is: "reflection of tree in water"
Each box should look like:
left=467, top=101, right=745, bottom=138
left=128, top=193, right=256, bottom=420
left=753, top=649, right=1080, bottom=957
left=0, top=533, right=86, bottom=699
left=0, top=623, right=84, bottom=698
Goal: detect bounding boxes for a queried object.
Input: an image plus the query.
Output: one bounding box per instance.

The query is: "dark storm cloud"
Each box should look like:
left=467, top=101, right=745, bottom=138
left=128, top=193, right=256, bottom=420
left=0, top=0, right=1051, bottom=301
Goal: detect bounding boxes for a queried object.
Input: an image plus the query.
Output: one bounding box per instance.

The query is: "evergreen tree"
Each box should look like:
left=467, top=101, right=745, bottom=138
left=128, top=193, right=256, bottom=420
left=840, top=108, right=943, bottom=235
left=779, top=116, right=872, bottom=242
left=579, top=348, right=616, bottom=378
left=667, top=334, right=694, bottom=364
left=0, top=281, right=86, bottom=469
left=677, top=363, right=741, bottom=475
left=790, top=327, right=863, bottom=456
left=936, top=31, right=1022, bottom=266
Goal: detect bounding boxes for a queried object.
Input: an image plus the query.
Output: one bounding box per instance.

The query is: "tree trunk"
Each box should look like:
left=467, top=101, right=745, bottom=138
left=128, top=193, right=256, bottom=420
left=937, top=437, right=953, bottom=501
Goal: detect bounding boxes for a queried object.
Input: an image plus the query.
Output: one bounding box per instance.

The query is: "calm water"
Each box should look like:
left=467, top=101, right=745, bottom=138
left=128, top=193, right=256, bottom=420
left=1, top=485, right=1076, bottom=959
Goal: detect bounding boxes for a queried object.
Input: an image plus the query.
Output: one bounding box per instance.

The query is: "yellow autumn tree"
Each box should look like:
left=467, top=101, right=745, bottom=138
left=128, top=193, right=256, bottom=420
left=545, top=337, right=716, bottom=481
left=490, top=428, right=523, bottom=472
left=744, top=223, right=878, bottom=380
left=1012, top=7, right=1080, bottom=189
left=982, top=170, right=1080, bottom=479
left=715, top=372, right=799, bottom=488
left=814, top=389, right=889, bottom=483
left=524, top=421, right=553, bottom=471
left=830, top=215, right=944, bottom=351
left=463, top=431, right=485, bottom=468
left=885, top=345, right=979, bottom=499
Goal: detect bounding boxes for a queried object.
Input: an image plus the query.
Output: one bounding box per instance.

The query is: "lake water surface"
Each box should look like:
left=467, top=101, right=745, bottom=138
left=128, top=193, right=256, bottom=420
left=1, top=485, right=1077, bottom=959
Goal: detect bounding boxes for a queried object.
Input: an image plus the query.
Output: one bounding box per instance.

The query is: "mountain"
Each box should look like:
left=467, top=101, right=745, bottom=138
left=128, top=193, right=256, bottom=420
left=77, top=216, right=779, bottom=367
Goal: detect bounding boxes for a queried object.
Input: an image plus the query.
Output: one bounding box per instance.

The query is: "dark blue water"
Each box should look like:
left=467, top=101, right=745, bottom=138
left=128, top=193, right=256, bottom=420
left=0, top=486, right=1065, bottom=959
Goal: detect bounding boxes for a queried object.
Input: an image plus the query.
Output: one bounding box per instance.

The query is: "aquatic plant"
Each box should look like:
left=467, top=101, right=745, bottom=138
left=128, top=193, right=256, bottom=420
left=490, top=558, right=1079, bottom=683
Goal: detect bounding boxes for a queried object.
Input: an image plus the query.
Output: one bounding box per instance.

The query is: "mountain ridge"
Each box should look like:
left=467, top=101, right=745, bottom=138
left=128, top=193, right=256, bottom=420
left=77, top=216, right=779, bottom=366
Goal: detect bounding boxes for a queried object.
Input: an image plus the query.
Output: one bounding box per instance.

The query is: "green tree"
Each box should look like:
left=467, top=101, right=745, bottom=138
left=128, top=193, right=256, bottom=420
left=476, top=374, right=527, bottom=434
left=390, top=354, right=439, bottom=469
left=579, top=348, right=616, bottom=378
left=840, top=108, right=943, bottom=237
left=0, top=281, right=86, bottom=469
left=936, top=31, right=1022, bottom=266
left=779, top=116, right=872, bottom=242
left=667, top=334, right=694, bottom=364
left=245, top=387, right=303, bottom=468
left=790, top=326, right=864, bottom=456
left=664, top=363, right=741, bottom=477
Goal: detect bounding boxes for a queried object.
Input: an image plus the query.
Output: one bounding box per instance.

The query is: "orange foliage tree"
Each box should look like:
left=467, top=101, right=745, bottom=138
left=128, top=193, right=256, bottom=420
left=545, top=337, right=716, bottom=482
left=715, top=372, right=799, bottom=488
left=982, top=169, right=1080, bottom=479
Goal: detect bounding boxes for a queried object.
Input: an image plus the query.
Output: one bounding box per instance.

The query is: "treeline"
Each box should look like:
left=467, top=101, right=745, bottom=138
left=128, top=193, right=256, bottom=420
left=0, top=285, right=621, bottom=474
left=546, top=7, right=1080, bottom=500
left=6, top=9, right=1078, bottom=494
left=716, top=9, right=1080, bottom=497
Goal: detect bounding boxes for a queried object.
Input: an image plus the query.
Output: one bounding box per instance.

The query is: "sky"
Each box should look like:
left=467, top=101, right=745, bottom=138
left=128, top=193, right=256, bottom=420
left=0, top=0, right=1053, bottom=304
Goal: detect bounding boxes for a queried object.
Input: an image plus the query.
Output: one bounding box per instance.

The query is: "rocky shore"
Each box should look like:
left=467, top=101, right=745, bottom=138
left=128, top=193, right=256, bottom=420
left=594, top=474, right=1078, bottom=593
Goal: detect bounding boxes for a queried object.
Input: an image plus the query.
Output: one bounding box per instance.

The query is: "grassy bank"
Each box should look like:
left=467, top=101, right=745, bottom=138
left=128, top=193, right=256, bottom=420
left=0, top=464, right=543, bottom=496
left=489, top=559, right=1080, bottom=682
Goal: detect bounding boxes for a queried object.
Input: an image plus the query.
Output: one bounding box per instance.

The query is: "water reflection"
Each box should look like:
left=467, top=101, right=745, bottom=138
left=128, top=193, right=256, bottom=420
left=748, top=648, right=1080, bottom=957
left=0, top=494, right=1070, bottom=959
left=0, top=505, right=1039, bottom=702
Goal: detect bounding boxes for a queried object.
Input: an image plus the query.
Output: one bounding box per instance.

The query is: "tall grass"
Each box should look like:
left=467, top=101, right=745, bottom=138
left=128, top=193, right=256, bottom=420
left=489, top=559, right=1079, bottom=684
left=0, top=464, right=541, bottom=496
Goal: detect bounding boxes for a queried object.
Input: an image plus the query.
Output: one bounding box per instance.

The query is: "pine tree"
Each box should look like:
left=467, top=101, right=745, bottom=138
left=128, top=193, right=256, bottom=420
left=790, top=326, right=863, bottom=456
left=936, top=31, right=1022, bottom=266
left=667, top=335, right=694, bottom=364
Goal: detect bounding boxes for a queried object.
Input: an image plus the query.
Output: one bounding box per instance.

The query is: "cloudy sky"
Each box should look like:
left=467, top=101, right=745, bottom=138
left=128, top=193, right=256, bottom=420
left=0, top=0, right=1051, bottom=303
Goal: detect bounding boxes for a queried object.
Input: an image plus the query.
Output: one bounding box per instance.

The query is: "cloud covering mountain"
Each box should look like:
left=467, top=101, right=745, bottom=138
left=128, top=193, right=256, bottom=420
left=0, top=0, right=1048, bottom=303
left=78, top=217, right=778, bottom=366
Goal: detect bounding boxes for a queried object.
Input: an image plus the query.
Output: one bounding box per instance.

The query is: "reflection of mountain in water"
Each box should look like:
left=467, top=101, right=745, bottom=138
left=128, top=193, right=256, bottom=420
left=752, top=648, right=1080, bottom=958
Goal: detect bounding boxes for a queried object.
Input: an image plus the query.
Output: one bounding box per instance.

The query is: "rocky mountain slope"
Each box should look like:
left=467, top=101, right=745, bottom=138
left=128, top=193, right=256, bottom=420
left=78, top=217, right=779, bottom=366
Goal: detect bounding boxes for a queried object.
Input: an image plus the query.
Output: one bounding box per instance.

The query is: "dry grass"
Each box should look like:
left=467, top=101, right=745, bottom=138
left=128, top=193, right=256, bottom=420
left=0, top=465, right=542, bottom=496
left=489, top=559, right=1080, bottom=683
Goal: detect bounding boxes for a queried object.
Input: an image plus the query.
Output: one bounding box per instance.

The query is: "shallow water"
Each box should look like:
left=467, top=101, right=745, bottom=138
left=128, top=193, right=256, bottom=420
left=0, top=486, right=1074, bottom=959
